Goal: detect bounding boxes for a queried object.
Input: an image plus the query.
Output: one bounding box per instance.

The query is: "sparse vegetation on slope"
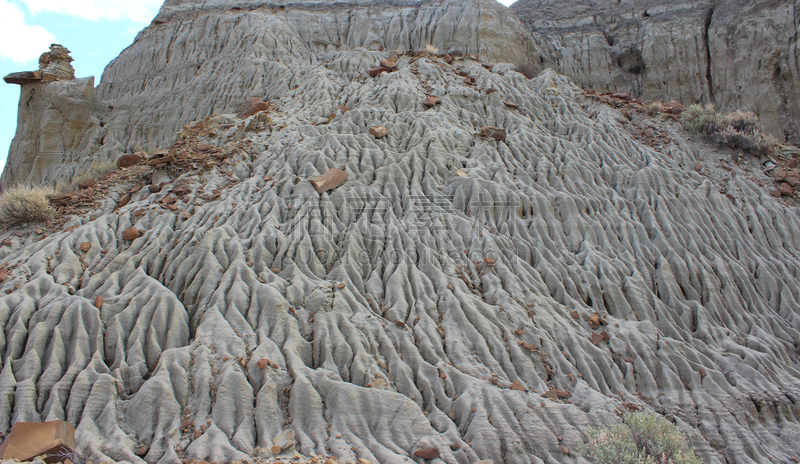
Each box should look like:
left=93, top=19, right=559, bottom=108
left=581, top=413, right=704, bottom=464
left=0, top=185, right=55, bottom=226
left=681, top=104, right=778, bottom=155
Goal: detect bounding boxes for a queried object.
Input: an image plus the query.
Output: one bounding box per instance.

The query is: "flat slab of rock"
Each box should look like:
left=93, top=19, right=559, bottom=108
left=309, top=168, right=347, bottom=193
left=0, top=421, right=75, bottom=463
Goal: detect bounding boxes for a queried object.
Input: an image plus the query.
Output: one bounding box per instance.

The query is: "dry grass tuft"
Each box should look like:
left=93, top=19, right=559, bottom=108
left=681, top=104, right=778, bottom=155
left=0, top=185, right=56, bottom=227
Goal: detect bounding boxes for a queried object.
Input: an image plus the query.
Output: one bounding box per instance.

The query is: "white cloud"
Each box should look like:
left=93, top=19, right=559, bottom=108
left=21, top=0, right=162, bottom=24
left=0, top=0, right=56, bottom=63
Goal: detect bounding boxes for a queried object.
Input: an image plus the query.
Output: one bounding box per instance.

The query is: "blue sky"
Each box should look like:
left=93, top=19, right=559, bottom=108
left=0, top=0, right=516, bottom=175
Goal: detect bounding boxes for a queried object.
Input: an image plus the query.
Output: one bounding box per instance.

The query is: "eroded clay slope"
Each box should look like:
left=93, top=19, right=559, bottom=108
left=95, top=0, right=541, bottom=157
left=1, top=47, right=800, bottom=464
left=512, top=0, right=800, bottom=144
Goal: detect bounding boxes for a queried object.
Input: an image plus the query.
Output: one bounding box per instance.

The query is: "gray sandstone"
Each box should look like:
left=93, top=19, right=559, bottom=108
left=512, top=0, right=800, bottom=143
left=0, top=1, right=799, bottom=464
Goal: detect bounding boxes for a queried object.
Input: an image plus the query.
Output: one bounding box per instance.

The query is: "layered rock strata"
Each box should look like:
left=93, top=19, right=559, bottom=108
left=512, top=0, right=800, bottom=143
left=0, top=1, right=800, bottom=464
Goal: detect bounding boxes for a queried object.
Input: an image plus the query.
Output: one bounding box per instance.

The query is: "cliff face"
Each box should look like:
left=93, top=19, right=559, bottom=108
left=513, top=0, right=800, bottom=143
left=96, top=0, right=542, bottom=153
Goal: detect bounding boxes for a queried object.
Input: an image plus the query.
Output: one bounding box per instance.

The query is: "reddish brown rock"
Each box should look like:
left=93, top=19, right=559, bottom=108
left=664, top=100, right=687, bottom=115
left=774, top=169, right=787, bottom=181
left=0, top=421, right=75, bottom=463
left=542, top=389, right=571, bottom=400
left=147, top=154, right=174, bottom=166
left=590, top=331, right=611, bottom=346
left=135, top=444, right=149, bottom=457
left=308, top=168, right=348, bottom=193
left=118, top=194, right=132, bottom=208
left=257, top=358, right=269, bottom=369
left=772, top=189, right=783, bottom=198
left=0, top=269, right=7, bottom=282
left=510, top=380, right=526, bottom=391
left=78, top=178, right=97, bottom=189
left=148, top=184, right=162, bottom=193
left=236, top=97, right=270, bottom=119
left=117, top=154, right=143, bottom=168
left=413, top=448, right=440, bottom=460
left=423, top=96, right=441, bottom=107
left=94, top=295, right=104, bottom=309
left=504, top=101, right=519, bottom=109
left=271, top=445, right=282, bottom=455
left=464, top=76, right=476, bottom=85
left=79, top=242, right=91, bottom=252
left=785, top=171, right=800, bottom=187
left=476, top=126, right=506, bottom=141
left=368, top=66, right=390, bottom=77
left=589, top=313, right=607, bottom=328
left=780, top=182, right=794, bottom=196
left=122, top=227, right=140, bottom=241
left=380, top=56, right=398, bottom=68
left=570, top=310, right=580, bottom=319
left=369, top=126, right=389, bottom=138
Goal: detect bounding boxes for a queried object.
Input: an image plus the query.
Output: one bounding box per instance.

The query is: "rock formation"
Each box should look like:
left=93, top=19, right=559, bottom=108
left=1, top=45, right=119, bottom=187
left=512, top=0, right=800, bottom=144
left=0, top=1, right=800, bottom=464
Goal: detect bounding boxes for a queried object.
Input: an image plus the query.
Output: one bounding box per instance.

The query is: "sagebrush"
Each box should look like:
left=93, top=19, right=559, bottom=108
left=681, top=104, right=778, bottom=155
left=580, top=412, right=704, bottom=464
left=0, top=186, right=56, bottom=226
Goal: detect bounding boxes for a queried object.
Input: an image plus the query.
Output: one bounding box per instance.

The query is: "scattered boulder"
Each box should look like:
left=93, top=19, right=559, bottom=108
left=510, top=380, right=526, bottom=391
left=476, top=126, right=506, bottom=141
left=504, top=101, right=519, bottom=109
left=590, top=331, right=611, bottom=346
left=380, top=56, right=398, bottom=68
left=79, top=242, right=91, bottom=252
left=0, top=421, right=75, bottom=463
left=423, top=96, right=441, bottom=107
left=94, top=295, right=104, bottom=309
left=780, top=182, right=794, bottom=196
left=368, top=66, right=390, bottom=77
left=78, top=178, right=97, bottom=189
left=122, top=227, right=140, bottom=241
left=309, top=168, right=348, bottom=193
left=369, top=125, right=389, bottom=138
left=236, top=97, right=270, bottom=119
left=786, top=171, right=800, bottom=187
left=413, top=448, right=440, bottom=460
left=118, top=193, right=132, bottom=208
left=541, top=389, right=571, bottom=400
left=117, top=153, right=143, bottom=168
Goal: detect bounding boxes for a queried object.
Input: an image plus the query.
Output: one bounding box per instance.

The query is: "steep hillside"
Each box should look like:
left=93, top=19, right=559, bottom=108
left=0, top=1, right=800, bottom=464
left=512, top=0, right=800, bottom=144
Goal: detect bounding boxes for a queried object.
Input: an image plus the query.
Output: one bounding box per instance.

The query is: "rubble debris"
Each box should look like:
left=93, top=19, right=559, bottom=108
left=308, top=168, right=348, bottom=193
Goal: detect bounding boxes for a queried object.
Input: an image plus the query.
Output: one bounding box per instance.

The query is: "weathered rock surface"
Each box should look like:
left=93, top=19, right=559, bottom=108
left=0, top=1, right=800, bottom=464
left=512, top=0, right=800, bottom=143
left=95, top=0, right=541, bottom=158
left=0, top=77, right=114, bottom=186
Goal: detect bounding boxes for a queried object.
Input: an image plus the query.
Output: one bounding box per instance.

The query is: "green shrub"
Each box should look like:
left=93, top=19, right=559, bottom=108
left=580, top=412, right=704, bottom=464
left=680, top=104, right=726, bottom=135
left=681, top=104, right=778, bottom=156
left=0, top=186, right=56, bottom=227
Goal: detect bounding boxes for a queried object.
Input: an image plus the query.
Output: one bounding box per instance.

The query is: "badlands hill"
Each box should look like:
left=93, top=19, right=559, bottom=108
left=0, top=0, right=800, bottom=464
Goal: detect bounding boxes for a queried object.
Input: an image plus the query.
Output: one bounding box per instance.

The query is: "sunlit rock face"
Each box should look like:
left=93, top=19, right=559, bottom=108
left=513, top=0, right=800, bottom=143
left=0, top=2, right=800, bottom=464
